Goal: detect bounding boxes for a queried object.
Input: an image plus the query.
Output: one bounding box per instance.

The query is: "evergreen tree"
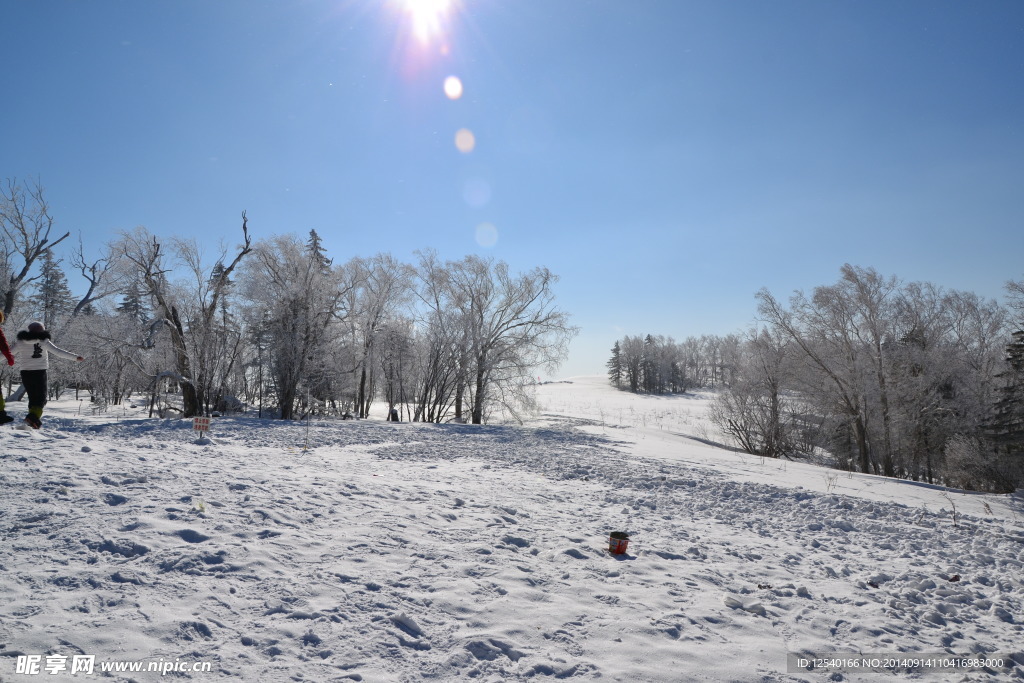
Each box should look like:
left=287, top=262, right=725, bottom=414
left=607, top=340, right=622, bottom=389
left=208, top=261, right=237, bottom=328
left=30, top=250, right=76, bottom=328
left=306, top=229, right=333, bottom=274
left=670, top=360, right=685, bottom=393
left=209, top=261, right=228, bottom=287
left=642, top=334, right=658, bottom=393
left=984, top=330, right=1024, bottom=455
left=116, top=283, right=150, bottom=323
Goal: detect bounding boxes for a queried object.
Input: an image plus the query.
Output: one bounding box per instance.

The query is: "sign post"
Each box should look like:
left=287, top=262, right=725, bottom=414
left=193, top=416, right=211, bottom=438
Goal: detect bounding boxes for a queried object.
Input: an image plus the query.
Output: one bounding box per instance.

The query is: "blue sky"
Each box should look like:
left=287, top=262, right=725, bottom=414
left=3, top=0, right=1022, bottom=377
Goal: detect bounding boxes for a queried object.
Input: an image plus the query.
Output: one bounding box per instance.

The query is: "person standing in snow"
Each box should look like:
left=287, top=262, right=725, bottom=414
left=9, top=321, right=84, bottom=429
left=0, top=312, right=16, bottom=425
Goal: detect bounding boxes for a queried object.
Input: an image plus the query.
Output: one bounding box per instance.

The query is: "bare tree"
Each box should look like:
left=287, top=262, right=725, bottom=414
left=112, top=214, right=252, bottom=417
left=1007, top=276, right=1024, bottom=327
left=70, top=235, right=120, bottom=316
left=758, top=265, right=1016, bottom=484
left=757, top=272, right=875, bottom=473
left=840, top=264, right=900, bottom=475
left=377, top=317, right=415, bottom=420
left=436, top=254, right=576, bottom=424
left=346, top=254, right=414, bottom=418
left=710, top=328, right=801, bottom=458
left=0, top=178, right=70, bottom=318
left=410, top=251, right=469, bottom=422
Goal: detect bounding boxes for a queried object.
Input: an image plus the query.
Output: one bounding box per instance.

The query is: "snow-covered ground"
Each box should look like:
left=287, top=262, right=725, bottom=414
left=1, top=376, right=1022, bottom=682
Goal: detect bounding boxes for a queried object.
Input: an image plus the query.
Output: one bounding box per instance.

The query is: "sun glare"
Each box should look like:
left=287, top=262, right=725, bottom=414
left=454, top=128, right=476, bottom=153
left=444, top=75, right=463, bottom=100
left=475, top=222, right=499, bottom=248
left=405, top=0, right=452, bottom=44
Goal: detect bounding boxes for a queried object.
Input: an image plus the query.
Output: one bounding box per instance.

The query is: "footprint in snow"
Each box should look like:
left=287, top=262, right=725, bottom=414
left=103, top=493, right=129, bottom=506
left=174, top=529, right=212, bottom=543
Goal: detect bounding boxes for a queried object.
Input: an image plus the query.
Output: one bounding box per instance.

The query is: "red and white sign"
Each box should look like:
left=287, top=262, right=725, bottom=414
left=193, top=417, right=211, bottom=432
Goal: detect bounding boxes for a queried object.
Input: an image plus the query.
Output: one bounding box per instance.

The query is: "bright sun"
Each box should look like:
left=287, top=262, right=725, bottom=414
left=405, top=0, right=452, bottom=44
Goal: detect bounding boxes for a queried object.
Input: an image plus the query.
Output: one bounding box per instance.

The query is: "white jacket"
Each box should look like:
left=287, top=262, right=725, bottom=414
left=10, top=332, right=80, bottom=371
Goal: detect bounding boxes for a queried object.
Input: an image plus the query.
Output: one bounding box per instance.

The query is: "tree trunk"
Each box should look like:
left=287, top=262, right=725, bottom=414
left=876, top=364, right=895, bottom=477
left=280, top=384, right=296, bottom=420
left=357, top=365, right=369, bottom=419
left=471, top=354, right=487, bottom=424
left=165, top=307, right=200, bottom=417
left=853, top=413, right=870, bottom=474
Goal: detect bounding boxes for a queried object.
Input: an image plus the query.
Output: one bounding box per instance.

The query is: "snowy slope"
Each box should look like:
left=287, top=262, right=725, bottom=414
left=0, top=380, right=1022, bottom=682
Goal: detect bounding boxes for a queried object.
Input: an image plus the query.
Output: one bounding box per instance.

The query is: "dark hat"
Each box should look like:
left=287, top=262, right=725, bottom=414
left=27, top=321, right=45, bottom=333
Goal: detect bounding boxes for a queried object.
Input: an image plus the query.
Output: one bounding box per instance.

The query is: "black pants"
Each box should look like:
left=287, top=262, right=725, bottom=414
left=21, top=370, right=48, bottom=416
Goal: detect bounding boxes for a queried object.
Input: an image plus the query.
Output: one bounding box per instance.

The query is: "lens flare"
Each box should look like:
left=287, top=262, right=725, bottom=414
left=462, top=178, right=492, bottom=207
left=454, top=128, right=476, bottom=153
left=444, top=75, right=463, bottom=100
left=405, top=0, right=452, bottom=45
left=475, top=222, right=498, bottom=248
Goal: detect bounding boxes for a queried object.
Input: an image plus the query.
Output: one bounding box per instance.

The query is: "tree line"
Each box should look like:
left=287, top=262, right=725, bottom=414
left=1, top=178, right=576, bottom=424
left=606, top=333, right=742, bottom=394
left=609, top=264, right=1024, bottom=492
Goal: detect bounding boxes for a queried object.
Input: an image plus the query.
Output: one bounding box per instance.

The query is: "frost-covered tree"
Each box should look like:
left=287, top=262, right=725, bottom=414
left=28, top=249, right=76, bottom=329
left=618, top=335, right=644, bottom=393
left=344, top=254, right=414, bottom=418
left=65, top=311, right=150, bottom=407
left=984, top=331, right=1024, bottom=456
left=306, top=229, right=332, bottom=273
left=611, top=333, right=734, bottom=395
left=882, top=286, right=1004, bottom=482
left=377, top=317, right=415, bottom=419
left=450, top=255, right=576, bottom=424
left=116, top=283, right=151, bottom=324
left=988, top=277, right=1024, bottom=462
left=987, top=278, right=1024, bottom=462
left=69, top=237, right=120, bottom=318
left=408, top=251, right=469, bottom=422
left=641, top=334, right=661, bottom=394
left=756, top=266, right=895, bottom=474
left=111, top=215, right=252, bottom=417
left=758, top=265, right=1013, bottom=484
left=238, top=233, right=354, bottom=420
left=607, top=340, right=622, bottom=389
left=710, top=328, right=804, bottom=458
left=1006, top=276, right=1024, bottom=325
left=0, top=178, right=70, bottom=319
left=414, top=252, right=576, bottom=424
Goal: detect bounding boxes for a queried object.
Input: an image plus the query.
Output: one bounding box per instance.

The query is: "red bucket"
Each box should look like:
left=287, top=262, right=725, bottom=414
left=608, top=532, right=630, bottom=555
